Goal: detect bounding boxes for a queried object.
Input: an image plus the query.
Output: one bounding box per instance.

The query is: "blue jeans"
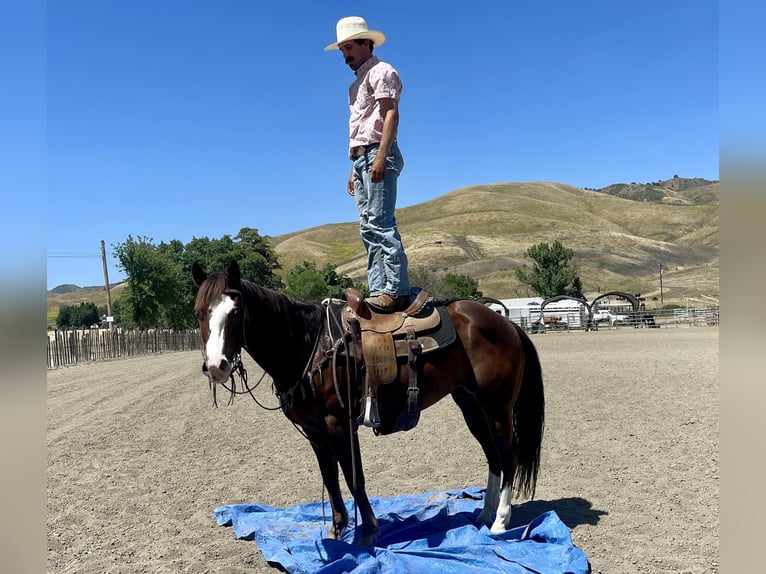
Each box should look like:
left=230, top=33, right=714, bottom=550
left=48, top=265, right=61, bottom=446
left=352, top=141, right=410, bottom=297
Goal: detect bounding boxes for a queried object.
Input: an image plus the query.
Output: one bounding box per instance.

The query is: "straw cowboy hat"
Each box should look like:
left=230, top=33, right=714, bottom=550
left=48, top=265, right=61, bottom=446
left=324, top=16, right=386, bottom=51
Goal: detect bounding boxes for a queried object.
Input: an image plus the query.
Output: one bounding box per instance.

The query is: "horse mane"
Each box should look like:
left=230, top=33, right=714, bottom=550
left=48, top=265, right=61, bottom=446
left=239, top=280, right=326, bottom=374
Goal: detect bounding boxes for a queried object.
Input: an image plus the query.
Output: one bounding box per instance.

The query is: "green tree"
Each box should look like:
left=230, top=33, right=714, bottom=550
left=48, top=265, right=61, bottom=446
left=55, top=305, right=72, bottom=328
left=182, top=228, right=283, bottom=290
left=321, top=263, right=350, bottom=299
left=441, top=273, right=482, bottom=299
left=284, top=261, right=349, bottom=301
left=113, top=228, right=283, bottom=329
left=408, top=266, right=443, bottom=295
left=407, top=266, right=481, bottom=300
left=514, top=240, right=584, bottom=298
left=56, top=302, right=100, bottom=328
left=284, top=261, right=328, bottom=301
left=114, top=235, right=184, bottom=329
left=75, top=301, right=100, bottom=327
left=233, top=228, right=284, bottom=290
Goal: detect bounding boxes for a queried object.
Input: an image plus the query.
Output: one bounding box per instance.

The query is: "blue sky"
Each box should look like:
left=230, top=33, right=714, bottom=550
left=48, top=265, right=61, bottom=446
left=43, top=1, right=719, bottom=290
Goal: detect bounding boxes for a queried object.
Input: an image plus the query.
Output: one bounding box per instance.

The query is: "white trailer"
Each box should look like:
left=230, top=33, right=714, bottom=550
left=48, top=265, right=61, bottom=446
left=487, top=297, right=588, bottom=330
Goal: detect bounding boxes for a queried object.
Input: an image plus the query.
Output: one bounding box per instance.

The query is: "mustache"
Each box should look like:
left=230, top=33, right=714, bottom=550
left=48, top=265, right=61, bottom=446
left=345, top=56, right=353, bottom=64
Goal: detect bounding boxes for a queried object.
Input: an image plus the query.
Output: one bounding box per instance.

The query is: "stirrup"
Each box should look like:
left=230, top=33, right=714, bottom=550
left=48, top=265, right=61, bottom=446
left=358, top=396, right=380, bottom=429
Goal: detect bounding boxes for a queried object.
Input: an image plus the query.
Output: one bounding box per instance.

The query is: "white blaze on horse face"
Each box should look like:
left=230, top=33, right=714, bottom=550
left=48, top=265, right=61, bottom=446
left=204, top=294, right=237, bottom=378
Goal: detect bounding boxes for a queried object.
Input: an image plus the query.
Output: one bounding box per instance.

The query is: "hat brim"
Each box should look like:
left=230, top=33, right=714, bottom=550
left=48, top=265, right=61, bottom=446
left=323, top=30, right=386, bottom=51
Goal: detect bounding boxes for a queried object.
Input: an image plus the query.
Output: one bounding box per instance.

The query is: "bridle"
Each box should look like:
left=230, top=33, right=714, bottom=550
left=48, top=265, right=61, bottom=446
left=200, top=288, right=335, bottom=417
left=199, top=287, right=270, bottom=409
left=208, top=352, right=280, bottom=410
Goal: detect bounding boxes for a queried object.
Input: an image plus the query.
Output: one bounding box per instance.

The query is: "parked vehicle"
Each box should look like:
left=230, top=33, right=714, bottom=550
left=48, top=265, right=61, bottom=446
left=611, top=313, right=633, bottom=326
left=592, top=309, right=614, bottom=324
left=592, top=309, right=631, bottom=326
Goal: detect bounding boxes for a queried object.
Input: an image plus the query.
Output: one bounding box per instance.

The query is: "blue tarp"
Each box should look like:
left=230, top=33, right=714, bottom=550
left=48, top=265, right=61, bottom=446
left=214, top=486, right=590, bottom=573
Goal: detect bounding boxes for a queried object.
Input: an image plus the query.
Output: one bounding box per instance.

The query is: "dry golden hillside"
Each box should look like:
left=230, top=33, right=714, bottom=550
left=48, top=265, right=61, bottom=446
left=47, top=179, right=718, bottom=318
left=271, top=180, right=718, bottom=306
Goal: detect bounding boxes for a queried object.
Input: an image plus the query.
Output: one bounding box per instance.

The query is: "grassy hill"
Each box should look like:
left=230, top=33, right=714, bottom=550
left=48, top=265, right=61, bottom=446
left=271, top=178, right=718, bottom=306
left=46, top=283, right=128, bottom=326
left=47, top=177, right=718, bottom=321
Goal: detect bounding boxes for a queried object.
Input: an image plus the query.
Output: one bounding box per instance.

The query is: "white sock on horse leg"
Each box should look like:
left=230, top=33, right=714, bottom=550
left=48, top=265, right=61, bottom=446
left=490, top=483, right=513, bottom=533
left=478, top=471, right=500, bottom=526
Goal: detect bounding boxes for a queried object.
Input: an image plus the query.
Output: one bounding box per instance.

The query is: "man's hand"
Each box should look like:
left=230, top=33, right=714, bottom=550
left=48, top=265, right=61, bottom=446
left=370, top=155, right=386, bottom=183
left=347, top=174, right=355, bottom=196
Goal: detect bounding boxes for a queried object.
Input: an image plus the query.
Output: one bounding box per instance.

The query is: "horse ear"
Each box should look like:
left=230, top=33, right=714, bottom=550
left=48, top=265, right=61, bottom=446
left=227, top=260, right=241, bottom=287
left=192, top=262, right=207, bottom=286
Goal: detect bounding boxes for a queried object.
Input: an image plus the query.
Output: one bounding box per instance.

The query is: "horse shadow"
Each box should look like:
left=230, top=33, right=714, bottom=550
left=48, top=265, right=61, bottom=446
left=510, top=496, right=608, bottom=529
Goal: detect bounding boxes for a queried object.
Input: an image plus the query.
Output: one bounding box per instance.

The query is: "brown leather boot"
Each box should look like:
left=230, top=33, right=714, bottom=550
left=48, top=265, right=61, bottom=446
left=365, top=293, right=409, bottom=312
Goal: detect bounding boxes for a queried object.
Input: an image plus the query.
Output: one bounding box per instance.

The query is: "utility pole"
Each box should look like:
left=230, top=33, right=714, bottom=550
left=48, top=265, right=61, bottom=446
left=100, top=240, right=114, bottom=331
left=659, top=263, right=664, bottom=307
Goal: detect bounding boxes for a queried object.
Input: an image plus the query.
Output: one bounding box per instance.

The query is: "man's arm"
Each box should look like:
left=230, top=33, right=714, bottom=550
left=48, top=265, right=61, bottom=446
left=370, top=97, right=399, bottom=183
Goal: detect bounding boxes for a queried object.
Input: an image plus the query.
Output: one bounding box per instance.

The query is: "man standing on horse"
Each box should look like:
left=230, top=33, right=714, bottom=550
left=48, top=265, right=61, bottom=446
left=325, top=16, right=411, bottom=312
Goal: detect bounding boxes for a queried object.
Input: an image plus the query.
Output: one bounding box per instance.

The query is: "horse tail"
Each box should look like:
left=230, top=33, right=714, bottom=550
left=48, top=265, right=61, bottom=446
left=511, top=323, right=545, bottom=500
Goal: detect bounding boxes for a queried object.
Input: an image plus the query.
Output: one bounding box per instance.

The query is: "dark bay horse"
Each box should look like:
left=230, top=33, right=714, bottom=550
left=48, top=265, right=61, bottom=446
left=192, top=260, right=544, bottom=545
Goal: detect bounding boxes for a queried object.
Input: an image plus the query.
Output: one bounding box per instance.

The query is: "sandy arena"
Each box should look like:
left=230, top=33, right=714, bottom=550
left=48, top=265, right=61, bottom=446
left=47, top=326, right=719, bottom=573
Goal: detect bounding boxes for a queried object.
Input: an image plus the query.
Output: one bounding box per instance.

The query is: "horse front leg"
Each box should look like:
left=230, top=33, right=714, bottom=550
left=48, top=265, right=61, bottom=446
left=331, top=422, right=379, bottom=546
left=310, top=440, right=349, bottom=540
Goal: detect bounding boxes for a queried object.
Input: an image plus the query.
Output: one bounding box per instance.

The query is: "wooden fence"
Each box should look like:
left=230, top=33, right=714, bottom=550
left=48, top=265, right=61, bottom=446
left=47, top=328, right=201, bottom=369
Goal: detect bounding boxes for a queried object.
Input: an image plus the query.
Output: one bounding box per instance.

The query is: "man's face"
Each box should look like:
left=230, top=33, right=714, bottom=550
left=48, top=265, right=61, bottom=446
left=339, top=40, right=371, bottom=71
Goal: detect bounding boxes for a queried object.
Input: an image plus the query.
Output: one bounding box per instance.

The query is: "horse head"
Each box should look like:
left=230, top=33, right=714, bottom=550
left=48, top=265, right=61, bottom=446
left=192, top=260, right=245, bottom=384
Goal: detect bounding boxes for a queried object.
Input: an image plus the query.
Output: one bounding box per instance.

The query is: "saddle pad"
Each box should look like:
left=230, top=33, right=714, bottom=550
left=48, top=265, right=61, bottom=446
left=428, top=304, right=457, bottom=350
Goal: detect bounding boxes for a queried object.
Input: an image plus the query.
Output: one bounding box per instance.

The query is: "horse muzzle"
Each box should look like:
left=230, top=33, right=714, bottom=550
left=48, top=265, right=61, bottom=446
left=204, top=358, right=232, bottom=384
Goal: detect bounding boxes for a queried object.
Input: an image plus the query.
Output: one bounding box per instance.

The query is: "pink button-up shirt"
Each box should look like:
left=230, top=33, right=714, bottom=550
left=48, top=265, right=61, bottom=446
left=348, top=56, right=402, bottom=153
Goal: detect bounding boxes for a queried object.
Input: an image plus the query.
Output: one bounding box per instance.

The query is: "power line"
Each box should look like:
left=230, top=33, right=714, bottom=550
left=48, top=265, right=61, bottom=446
left=47, top=253, right=102, bottom=258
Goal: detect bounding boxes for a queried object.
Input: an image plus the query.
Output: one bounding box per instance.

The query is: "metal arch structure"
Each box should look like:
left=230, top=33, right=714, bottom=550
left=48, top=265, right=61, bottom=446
left=589, top=291, right=642, bottom=328
left=535, top=295, right=593, bottom=333
left=476, top=296, right=509, bottom=319
left=589, top=291, right=641, bottom=313
left=476, top=292, right=644, bottom=332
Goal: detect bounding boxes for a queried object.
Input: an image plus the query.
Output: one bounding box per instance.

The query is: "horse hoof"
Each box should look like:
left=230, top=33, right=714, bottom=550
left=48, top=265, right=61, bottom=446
left=327, top=524, right=348, bottom=541
left=476, top=511, right=493, bottom=528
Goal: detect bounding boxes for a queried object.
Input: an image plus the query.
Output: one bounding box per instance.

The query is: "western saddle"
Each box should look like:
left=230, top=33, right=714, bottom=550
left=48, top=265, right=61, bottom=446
left=339, top=287, right=454, bottom=433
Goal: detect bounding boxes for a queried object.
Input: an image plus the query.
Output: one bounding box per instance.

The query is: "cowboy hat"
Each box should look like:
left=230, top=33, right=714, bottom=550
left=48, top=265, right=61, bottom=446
left=324, top=16, right=386, bottom=51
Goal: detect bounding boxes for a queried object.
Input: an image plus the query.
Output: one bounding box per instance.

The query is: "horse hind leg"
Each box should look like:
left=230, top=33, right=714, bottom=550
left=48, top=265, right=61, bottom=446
left=490, top=450, right=518, bottom=533
left=488, top=414, right=522, bottom=533
left=479, top=470, right=500, bottom=527
left=487, top=413, right=520, bottom=533
left=450, top=388, right=504, bottom=528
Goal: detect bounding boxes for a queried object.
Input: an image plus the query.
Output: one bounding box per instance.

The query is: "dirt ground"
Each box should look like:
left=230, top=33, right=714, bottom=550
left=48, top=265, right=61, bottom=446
left=47, top=326, right=719, bottom=574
